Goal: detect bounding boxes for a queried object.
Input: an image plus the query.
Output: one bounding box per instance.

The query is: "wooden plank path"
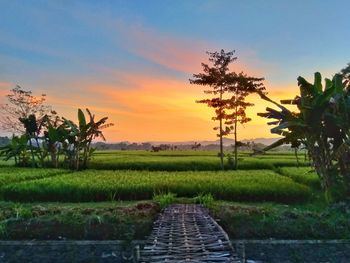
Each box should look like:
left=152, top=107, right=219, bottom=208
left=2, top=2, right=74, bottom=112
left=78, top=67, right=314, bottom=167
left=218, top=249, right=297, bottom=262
left=139, top=204, right=241, bottom=263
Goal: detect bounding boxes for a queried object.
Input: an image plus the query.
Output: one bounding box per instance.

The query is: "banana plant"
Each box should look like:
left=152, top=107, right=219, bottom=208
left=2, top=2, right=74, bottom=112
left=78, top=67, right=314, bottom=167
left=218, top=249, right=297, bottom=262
left=0, top=135, right=29, bottom=166
left=258, top=72, right=350, bottom=201
left=63, top=108, right=113, bottom=170
left=43, top=116, right=68, bottom=168
left=1, top=108, right=113, bottom=170
left=80, top=108, right=113, bottom=168
left=19, top=114, right=49, bottom=167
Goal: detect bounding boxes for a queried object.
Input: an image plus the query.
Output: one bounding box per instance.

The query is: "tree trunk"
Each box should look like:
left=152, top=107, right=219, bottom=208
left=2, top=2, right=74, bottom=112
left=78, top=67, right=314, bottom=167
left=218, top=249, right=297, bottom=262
left=309, top=144, right=334, bottom=202
left=234, top=107, right=238, bottom=170
left=339, top=154, right=350, bottom=198
left=34, top=137, right=43, bottom=167
left=76, top=147, right=80, bottom=171
left=294, top=148, right=300, bottom=168
left=219, top=86, right=224, bottom=170
left=28, top=135, right=36, bottom=168
left=50, top=150, right=58, bottom=168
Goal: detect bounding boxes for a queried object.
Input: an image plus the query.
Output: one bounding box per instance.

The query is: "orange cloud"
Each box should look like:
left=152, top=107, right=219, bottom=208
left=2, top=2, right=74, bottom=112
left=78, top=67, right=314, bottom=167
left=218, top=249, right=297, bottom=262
left=116, top=24, right=208, bottom=74
left=0, top=20, right=292, bottom=142
left=40, top=72, right=214, bottom=142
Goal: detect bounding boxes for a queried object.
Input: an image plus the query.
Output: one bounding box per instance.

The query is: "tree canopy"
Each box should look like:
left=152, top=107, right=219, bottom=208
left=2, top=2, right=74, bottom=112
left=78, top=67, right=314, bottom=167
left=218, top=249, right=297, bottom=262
left=0, top=86, right=56, bottom=134
left=190, top=49, right=265, bottom=169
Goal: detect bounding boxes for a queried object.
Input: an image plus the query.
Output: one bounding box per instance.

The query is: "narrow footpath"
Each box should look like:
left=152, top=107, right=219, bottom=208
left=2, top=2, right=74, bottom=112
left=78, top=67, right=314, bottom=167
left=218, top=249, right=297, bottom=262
left=139, top=204, right=241, bottom=263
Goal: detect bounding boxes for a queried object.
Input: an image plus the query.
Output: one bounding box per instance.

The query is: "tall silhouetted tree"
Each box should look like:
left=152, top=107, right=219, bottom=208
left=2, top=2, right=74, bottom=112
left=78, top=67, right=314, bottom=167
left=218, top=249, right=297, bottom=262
left=190, top=50, right=237, bottom=169
left=190, top=50, right=265, bottom=169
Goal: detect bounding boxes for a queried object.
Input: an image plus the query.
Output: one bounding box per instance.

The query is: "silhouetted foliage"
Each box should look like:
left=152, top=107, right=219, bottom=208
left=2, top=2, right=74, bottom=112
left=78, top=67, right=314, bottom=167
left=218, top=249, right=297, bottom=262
left=190, top=50, right=237, bottom=169
left=339, top=63, right=350, bottom=88
left=191, top=142, right=201, bottom=150
left=0, top=108, right=113, bottom=170
left=225, top=72, right=265, bottom=169
left=258, top=72, right=350, bottom=202
left=0, top=86, right=56, bottom=134
left=190, top=49, right=265, bottom=169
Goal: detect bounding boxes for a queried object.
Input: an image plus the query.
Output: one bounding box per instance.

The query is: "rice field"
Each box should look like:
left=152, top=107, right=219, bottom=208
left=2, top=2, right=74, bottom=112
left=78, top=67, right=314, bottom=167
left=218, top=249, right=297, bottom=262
left=0, top=150, right=315, bottom=204
left=0, top=167, right=68, bottom=187
left=276, top=167, right=320, bottom=189
left=1, top=169, right=311, bottom=203
left=88, top=150, right=310, bottom=171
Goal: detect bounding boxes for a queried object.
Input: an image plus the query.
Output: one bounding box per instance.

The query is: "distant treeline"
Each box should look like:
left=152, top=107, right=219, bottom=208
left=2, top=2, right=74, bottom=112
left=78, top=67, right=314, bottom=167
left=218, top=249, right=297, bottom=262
left=0, top=136, right=292, bottom=152
left=92, top=141, right=293, bottom=152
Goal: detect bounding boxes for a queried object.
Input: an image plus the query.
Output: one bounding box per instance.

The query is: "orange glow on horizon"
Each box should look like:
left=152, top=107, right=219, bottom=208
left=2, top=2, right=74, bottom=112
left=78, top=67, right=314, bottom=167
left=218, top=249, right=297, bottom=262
left=0, top=73, right=300, bottom=142
left=39, top=75, right=299, bottom=143
left=0, top=34, right=301, bottom=143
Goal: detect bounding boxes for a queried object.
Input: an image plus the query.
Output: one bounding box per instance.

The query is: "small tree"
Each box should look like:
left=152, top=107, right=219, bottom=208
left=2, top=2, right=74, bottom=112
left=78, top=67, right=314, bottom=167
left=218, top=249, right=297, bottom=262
left=0, top=86, right=56, bottom=134
left=225, top=73, right=265, bottom=169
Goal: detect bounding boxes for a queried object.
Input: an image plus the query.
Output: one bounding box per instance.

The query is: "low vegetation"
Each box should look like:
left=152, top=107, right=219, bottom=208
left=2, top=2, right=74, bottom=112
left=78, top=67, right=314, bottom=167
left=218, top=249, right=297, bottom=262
left=0, top=201, right=159, bottom=240
left=259, top=72, right=350, bottom=201
left=1, top=169, right=311, bottom=203
left=89, top=150, right=309, bottom=171
left=215, top=201, right=350, bottom=239
left=0, top=149, right=347, bottom=240
left=275, top=167, right=320, bottom=189
left=0, top=167, right=68, bottom=187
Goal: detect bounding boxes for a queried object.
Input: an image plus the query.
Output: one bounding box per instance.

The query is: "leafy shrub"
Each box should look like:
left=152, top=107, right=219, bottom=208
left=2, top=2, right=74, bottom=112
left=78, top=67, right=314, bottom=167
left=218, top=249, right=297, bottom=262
left=0, top=222, right=7, bottom=238
left=153, top=192, right=177, bottom=209
left=13, top=203, right=32, bottom=219
left=193, top=193, right=215, bottom=208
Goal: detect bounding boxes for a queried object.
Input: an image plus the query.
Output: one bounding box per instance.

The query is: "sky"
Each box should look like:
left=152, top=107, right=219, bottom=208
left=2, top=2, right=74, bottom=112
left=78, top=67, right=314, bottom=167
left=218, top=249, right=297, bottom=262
left=0, top=0, right=349, bottom=142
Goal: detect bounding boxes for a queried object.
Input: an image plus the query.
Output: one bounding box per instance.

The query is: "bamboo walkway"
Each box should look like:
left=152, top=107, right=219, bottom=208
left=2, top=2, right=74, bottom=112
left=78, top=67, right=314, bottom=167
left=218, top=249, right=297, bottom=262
left=139, top=204, right=241, bottom=263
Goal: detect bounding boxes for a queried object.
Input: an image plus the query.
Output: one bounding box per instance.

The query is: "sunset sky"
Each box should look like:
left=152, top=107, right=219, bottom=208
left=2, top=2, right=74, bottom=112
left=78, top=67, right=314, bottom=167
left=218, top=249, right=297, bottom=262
left=0, top=0, right=350, bottom=142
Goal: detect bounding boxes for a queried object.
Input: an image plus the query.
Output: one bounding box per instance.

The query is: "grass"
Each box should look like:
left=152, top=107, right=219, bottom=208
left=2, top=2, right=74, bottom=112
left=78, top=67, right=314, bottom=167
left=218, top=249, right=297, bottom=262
left=275, top=167, right=321, bottom=189
left=88, top=150, right=309, bottom=171
left=215, top=201, right=350, bottom=239
left=1, top=169, right=311, bottom=203
left=0, top=201, right=159, bottom=240
left=1, top=150, right=344, bottom=240
left=0, top=198, right=348, bottom=240
left=193, top=193, right=215, bottom=208
left=153, top=192, right=177, bottom=208
left=0, top=167, right=69, bottom=187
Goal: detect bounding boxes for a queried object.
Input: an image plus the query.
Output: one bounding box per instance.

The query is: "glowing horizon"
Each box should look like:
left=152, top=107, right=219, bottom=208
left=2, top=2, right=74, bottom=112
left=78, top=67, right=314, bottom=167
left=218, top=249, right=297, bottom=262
left=0, top=1, right=349, bottom=142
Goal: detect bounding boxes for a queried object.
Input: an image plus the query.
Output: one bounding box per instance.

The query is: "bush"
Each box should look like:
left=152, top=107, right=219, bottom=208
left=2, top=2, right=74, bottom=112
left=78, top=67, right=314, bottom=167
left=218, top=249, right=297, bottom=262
left=193, top=193, right=215, bottom=208
left=153, top=192, right=177, bottom=209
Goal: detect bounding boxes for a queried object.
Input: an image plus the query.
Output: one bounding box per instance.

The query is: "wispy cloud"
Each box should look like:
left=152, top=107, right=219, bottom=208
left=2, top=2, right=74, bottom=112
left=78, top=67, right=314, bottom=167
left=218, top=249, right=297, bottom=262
left=0, top=4, right=292, bottom=141
left=114, top=22, right=265, bottom=76
left=116, top=24, right=207, bottom=73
